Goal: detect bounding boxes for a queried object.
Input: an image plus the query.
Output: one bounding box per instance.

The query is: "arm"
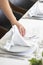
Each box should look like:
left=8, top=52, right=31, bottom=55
left=0, top=0, right=25, bottom=36
left=0, top=0, right=18, bottom=25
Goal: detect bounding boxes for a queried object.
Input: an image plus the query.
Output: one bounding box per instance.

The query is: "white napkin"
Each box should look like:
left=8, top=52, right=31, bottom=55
left=37, top=1, right=43, bottom=15
left=3, top=25, right=35, bottom=50
left=29, top=1, right=43, bottom=17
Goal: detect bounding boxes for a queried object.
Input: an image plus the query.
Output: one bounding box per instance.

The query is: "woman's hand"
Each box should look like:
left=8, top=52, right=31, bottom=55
left=17, top=23, right=25, bottom=36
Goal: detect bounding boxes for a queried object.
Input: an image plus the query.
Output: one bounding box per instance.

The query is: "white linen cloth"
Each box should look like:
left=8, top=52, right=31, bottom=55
left=0, top=19, right=37, bottom=49
left=28, top=1, right=43, bottom=17
left=0, top=19, right=43, bottom=51
left=0, top=24, right=36, bottom=50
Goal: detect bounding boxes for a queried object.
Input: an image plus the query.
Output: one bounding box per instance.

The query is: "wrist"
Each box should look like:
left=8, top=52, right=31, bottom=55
left=11, top=19, right=20, bottom=27
left=10, top=16, right=20, bottom=27
left=11, top=17, right=17, bottom=25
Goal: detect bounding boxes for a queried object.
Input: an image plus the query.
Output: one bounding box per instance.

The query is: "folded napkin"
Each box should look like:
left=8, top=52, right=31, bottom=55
left=29, top=1, right=43, bottom=17
left=2, top=25, right=35, bottom=50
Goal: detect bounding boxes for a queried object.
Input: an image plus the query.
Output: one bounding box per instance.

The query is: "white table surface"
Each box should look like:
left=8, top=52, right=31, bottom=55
left=0, top=1, right=43, bottom=65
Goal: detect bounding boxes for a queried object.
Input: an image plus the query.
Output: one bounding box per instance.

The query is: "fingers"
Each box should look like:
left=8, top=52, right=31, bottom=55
left=19, top=26, right=25, bottom=36
left=21, top=27, right=25, bottom=36
left=17, top=23, right=26, bottom=36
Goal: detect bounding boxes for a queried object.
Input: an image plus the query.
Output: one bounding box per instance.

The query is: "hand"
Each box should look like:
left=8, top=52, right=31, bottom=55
left=17, top=23, right=25, bottom=36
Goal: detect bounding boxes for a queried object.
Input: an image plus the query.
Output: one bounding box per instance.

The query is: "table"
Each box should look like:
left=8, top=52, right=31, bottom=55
left=0, top=1, right=43, bottom=65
